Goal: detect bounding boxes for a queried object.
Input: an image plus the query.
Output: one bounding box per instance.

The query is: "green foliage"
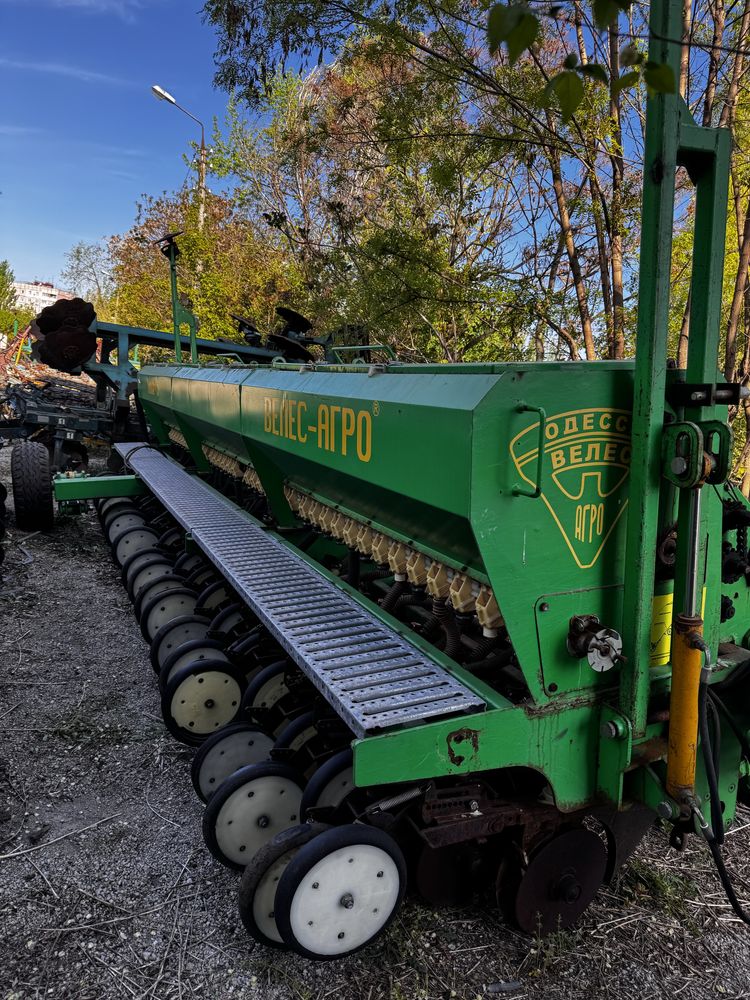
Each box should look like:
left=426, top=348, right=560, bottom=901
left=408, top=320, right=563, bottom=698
left=643, top=60, right=676, bottom=95
left=0, top=260, right=34, bottom=335
left=487, top=4, right=538, bottom=64
left=0, top=259, right=16, bottom=312
left=544, top=71, right=584, bottom=122
left=487, top=1, right=674, bottom=111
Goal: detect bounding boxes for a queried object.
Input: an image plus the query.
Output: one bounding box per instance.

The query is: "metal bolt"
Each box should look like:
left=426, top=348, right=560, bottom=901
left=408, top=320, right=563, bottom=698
left=600, top=720, right=621, bottom=740
left=340, top=893, right=354, bottom=909
left=469, top=800, right=480, bottom=812
left=657, top=800, right=675, bottom=820
left=671, top=457, right=688, bottom=475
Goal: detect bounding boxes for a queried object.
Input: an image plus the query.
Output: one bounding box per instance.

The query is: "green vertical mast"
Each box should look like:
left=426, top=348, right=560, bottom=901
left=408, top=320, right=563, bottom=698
left=620, top=0, right=731, bottom=737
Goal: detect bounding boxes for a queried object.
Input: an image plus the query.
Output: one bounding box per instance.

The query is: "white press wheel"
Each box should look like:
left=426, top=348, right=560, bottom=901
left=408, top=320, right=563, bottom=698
left=130, top=561, right=174, bottom=602
left=202, top=762, right=305, bottom=870
left=191, top=723, right=275, bottom=802
left=123, top=549, right=170, bottom=593
left=238, top=823, right=330, bottom=948
left=159, top=643, right=229, bottom=693
left=141, top=588, right=198, bottom=642
left=106, top=512, right=146, bottom=546
left=134, top=575, right=189, bottom=620
left=275, top=824, right=406, bottom=960
left=162, top=660, right=244, bottom=745
left=149, top=615, right=211, bottom=673
left=300, top=749, right=356, bottom=820
left=114, top=526, right=159, bottom=566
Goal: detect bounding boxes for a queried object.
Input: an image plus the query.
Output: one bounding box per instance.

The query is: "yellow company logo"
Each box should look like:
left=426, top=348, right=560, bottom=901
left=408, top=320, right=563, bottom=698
left=263, top=395, right=373, bottom=463
left=510, top=408, right=631, bottom=569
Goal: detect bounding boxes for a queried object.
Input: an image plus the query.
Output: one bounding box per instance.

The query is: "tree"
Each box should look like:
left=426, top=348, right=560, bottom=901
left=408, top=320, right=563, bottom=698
left=0, top=259, right=33, bottom=338
left=202, top=1, right=653, bottom=359
left=108, top=185, right=308, bottom=343
left=0, top=259, right=16, bottom=312
left=60, top=241, right=116, bottom=319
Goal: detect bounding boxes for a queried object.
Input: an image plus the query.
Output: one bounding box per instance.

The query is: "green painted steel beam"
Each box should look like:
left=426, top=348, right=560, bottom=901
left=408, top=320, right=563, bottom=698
left=619, top=0, right=683, bottom=739
left=53, top=474, right=147, bottom=501
left=353, top=702, right=612, bottom=811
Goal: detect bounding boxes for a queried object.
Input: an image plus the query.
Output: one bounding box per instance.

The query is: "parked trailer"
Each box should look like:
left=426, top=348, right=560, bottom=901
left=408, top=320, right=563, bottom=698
left=53, top=0, right=750, bottom=959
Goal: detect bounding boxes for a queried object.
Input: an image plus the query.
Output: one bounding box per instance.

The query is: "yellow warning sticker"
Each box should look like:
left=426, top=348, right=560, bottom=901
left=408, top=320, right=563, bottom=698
left=649, top=589, right=706, bottom=667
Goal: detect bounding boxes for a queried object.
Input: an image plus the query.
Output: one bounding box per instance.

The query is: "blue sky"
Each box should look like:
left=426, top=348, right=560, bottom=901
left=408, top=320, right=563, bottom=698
left=0, top=0, right=225, bottom=284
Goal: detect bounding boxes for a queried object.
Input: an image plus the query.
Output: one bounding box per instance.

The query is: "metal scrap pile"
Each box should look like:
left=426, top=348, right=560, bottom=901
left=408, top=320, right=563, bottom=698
left=0, top=340, right=100, bottom=445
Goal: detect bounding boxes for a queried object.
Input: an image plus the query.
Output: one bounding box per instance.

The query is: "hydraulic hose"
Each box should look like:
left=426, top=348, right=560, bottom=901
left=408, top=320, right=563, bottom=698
left=393, top=592, right=431, bottom=613
left=381, top=578, right=408, bottom=613
left=345, top=551, right=360, bottom=590
left=695, top=644, right=750, bottom=925
left=432, top=598, right=462, bottom=660
left=698, top=675, right=724, bottom=845
left=471, top=633, right=500, bottom=662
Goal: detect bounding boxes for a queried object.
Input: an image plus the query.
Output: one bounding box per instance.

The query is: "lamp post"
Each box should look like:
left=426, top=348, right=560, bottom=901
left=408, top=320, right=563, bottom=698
left=151, top=84, right=207, bottom=231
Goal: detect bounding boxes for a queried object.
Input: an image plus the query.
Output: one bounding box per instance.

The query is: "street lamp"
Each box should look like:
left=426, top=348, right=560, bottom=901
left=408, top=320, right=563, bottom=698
left=151, top=83, right=207, bottom=231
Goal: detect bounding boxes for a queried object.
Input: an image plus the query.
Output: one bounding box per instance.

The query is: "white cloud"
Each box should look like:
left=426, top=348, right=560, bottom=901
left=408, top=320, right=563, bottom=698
left=52, top=0, right=143, bottom=19
left=0, top=0, right=147, bottom=21
left=0, top=124, right=44, bottom=136
left=0, top=57, right=133, bottom=86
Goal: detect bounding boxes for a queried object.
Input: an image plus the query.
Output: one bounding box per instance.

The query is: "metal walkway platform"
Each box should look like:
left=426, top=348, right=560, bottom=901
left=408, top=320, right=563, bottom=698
left=115, top=444, right=486, bottom=737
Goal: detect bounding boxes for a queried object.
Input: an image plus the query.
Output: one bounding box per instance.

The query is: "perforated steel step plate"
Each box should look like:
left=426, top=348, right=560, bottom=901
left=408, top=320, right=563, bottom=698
left=115, top=444, right=485, bottom=737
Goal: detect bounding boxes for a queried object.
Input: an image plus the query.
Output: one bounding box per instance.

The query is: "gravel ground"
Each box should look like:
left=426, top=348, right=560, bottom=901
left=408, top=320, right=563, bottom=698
left=2, top=444, right=750, bottom=1000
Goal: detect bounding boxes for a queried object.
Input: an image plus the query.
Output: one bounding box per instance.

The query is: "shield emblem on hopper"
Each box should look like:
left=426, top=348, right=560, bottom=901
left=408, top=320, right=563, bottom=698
left=509, top=408, right=631, bottom=569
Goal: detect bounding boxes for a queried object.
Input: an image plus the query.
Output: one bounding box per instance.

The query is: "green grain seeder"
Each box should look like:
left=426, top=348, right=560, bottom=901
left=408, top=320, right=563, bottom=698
left=54, top=0, right=750, bottom=957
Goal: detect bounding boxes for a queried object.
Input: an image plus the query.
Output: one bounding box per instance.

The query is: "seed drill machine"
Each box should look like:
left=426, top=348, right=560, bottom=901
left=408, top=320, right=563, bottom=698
left=50, top=0, right=750, bottom=958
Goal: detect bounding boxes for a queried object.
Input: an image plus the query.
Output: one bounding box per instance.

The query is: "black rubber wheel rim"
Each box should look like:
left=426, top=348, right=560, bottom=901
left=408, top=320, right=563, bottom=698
left=149, top=614, right=212, bottom=673
left=127, top=556, right=180, bottom=605
left=238, top=823, right=330, bottom=948
left=185, top=565, right=218, bottom=590
left=98, top=497, right=132, bottom=523
left=159, top=641, right=229, bottom=694
left=173, top=552, right=206, bottom=579
left=121, top=548, right=170, bottom=590
left=157, top=526, right=183, bottom=552
left=161, top=658, right=247, bottom=746
left=300, top=749, right=356, bottom=822
left=195, top=579, right=234, bottom=616
left=134, top=574, right=191, bottom=621
left=206, top=602, right=253, bottom=641
left=202, top=761, right=306, bottom=871
left=103, top=505, right=144, bottom=534
left=113, top=526, right=160, bottom=567
left=11, top=441, right=54, bottom=532
left=243, top=660, right=314, bottom=736
left=191, top=722, right=275, bottom=802
left=275, top=824, right=407, bottom=961
left=140, top=587, right=198, bottom=642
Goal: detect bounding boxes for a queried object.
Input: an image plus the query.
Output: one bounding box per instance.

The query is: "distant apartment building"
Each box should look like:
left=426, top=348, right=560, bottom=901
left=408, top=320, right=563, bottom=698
left=13, top=280, right=73, bottom=315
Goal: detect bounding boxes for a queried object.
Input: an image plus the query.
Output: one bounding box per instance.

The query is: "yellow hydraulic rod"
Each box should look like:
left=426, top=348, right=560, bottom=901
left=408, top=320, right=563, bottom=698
left=666, top=613, right=704, bottom=803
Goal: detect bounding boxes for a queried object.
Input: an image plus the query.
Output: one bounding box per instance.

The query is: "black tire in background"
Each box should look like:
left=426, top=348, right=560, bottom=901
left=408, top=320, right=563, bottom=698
left=11, top=441, right=54, bottom=532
